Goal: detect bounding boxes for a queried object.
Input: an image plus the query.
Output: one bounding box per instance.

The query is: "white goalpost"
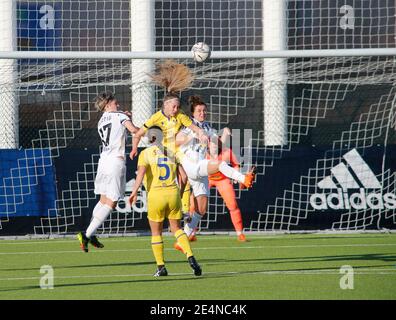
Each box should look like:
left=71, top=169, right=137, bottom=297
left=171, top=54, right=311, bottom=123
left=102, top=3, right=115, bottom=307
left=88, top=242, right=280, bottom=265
left=262, top=0, right=287, bottom=146
left=0, top=0, right=18, bottom=149
left=0, top=47, right=395, bottom=59
left=130, top=0, right=155, bottom=129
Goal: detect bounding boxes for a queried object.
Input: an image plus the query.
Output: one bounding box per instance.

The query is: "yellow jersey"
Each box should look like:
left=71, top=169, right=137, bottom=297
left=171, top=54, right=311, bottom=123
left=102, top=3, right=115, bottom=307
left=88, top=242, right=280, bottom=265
left=137, top=145, right=179, bottom=193
left=142, top=110, right=193, bottom=151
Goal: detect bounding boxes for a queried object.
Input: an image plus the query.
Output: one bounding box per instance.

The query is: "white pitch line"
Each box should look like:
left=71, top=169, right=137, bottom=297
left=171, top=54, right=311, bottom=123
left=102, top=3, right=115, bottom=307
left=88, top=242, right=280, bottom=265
left=0, top=236, right=317, bottom=245
left=1, top=243, right=396, bottom=255
left=1, top=234, right=393, bottom=245
left=0, top=237, right=269, bottom=245
left=0, top=237, right=252, bottom=245
left=1, top=268, right=396, bottom=282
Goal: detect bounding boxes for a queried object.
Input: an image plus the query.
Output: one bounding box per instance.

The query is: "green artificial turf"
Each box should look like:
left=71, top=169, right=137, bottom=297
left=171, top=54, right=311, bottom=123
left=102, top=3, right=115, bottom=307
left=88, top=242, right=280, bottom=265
left=0, top=233, right=395, bottom=300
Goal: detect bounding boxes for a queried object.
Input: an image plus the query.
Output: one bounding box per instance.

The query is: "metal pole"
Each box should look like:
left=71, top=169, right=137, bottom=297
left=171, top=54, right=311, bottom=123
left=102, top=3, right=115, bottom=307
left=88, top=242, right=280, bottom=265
left=263, top=0, right=287, bottom=146
left=0, top=0, right=18, bottom=148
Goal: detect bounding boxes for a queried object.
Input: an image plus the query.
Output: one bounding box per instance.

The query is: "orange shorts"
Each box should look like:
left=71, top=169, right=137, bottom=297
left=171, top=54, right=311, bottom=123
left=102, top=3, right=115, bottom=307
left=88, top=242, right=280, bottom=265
left=209, top=178, right=238, bottom=211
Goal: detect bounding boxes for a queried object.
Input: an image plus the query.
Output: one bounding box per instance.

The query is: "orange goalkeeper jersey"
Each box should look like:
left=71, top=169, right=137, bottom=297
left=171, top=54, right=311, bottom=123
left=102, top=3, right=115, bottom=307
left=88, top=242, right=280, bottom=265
left=207, top=148, right=239, bottom=181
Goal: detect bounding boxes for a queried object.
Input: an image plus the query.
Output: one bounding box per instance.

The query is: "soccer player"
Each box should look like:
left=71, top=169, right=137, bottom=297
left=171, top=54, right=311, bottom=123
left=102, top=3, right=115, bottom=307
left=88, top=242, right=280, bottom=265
left=129, top=127, right=202, bottom=277
left=186, top=136, right=248, bottom=242
left=174, top=95, right=217, bottom=241
left=129, top=60, right=208, bottom=160
left=175, top=96, right=256, bottom=241
left=77, top=92, right=139, bottom=252
left=207, top=136, right=247, bottom=242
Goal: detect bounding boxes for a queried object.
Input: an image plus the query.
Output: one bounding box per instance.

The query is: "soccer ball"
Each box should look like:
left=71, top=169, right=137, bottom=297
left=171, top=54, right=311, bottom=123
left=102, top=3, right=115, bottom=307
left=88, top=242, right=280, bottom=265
left=191, top=42, right=211, bottom=63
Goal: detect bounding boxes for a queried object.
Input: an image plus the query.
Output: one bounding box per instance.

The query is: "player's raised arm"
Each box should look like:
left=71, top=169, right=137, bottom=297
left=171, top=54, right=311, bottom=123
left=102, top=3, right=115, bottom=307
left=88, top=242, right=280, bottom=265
left=130, top=105, right=162, bottom=160
left=122, top=112, right=139, bottom=135
left=220, top=127, right=232, bottom=144
left=125, top=121, right=139, bottom=135
left=175, top=129, right=194, bottom=147
left=130, top=127, right=146, bottom=159
left=187, top=123, right=208, bottom=144
left=129, top=165, right=146, bottom=205
left=117, top=110, right=139, bottom=158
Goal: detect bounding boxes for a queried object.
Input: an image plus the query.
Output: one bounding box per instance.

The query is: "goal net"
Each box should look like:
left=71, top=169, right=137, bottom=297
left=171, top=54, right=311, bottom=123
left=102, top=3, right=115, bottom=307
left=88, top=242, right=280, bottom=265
left=0, top=0, right=395, bottom=235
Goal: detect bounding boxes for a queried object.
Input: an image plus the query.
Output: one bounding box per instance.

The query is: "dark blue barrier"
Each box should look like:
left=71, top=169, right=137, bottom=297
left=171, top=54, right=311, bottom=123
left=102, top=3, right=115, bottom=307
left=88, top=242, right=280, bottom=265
left=1, top=145, right=395, bottom=235
left=0, top=149, right=57, bottom=218
left=18, top=1, right=62, bottom=51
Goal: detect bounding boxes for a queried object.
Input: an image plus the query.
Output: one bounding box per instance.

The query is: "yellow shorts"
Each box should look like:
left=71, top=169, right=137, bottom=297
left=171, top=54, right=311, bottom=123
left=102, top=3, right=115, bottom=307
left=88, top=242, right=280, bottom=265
left=147, top=188, right=182, bottom=222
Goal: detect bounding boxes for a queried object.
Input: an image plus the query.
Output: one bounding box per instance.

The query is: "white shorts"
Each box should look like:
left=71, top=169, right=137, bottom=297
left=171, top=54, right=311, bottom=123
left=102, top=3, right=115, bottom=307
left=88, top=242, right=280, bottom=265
left=181, top=157, right=209, bottom=197
left=94, top=157, right=126, bottom=201
left=188, top=176, right=209, bottom=197
left=181, top=158, right=209, bottom=180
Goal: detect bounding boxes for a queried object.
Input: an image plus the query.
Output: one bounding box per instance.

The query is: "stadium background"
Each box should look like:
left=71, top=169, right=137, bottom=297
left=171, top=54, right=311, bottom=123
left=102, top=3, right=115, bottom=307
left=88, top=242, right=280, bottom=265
left=1, top=0, right=396, bottom=235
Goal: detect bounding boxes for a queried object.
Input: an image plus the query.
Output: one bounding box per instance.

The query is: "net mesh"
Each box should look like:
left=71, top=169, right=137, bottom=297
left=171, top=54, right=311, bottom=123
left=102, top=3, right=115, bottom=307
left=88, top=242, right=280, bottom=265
left=0, top=0, right=395, bottom=234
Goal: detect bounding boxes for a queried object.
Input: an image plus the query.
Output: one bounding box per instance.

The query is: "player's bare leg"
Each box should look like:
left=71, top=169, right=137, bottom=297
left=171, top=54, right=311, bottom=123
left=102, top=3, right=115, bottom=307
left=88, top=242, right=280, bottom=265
left=78, top=195, right=115, bottom=252
left=187, top=193, right=198, bottom=241
left=183, top=195, right=206, bottom=240
left=214, top=179, right=247, bottom=242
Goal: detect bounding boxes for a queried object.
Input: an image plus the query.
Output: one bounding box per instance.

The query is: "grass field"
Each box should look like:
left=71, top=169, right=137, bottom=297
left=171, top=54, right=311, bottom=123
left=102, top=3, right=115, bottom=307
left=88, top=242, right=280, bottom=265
left=0, top=233, right=395, bottom=300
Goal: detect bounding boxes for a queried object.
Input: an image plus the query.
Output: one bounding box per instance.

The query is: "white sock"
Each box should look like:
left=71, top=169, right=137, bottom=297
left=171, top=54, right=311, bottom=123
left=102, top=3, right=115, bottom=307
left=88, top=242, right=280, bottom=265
left=218, top=161, right=245, bottom=184
left=86, top=202, right=113, bottom=238
left=184, top=212, right=202, bottom=237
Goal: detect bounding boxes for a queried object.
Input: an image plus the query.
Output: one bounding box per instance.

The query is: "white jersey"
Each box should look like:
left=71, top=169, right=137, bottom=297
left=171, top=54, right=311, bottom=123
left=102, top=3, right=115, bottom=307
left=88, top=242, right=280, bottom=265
left=98, top=111, right=130, bottom=159
left=179, top=118, right=217, bottom=163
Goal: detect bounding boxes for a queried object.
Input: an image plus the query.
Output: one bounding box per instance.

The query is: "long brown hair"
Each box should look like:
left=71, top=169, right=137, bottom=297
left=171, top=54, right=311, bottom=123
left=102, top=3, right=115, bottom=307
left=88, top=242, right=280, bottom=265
left=151, top=60, right=194, bottom=103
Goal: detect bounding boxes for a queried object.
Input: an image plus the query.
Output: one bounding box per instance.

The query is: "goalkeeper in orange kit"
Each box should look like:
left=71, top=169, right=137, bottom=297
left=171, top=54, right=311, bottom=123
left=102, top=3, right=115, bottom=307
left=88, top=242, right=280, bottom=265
left=185, top=134, right=248, bottom=242
left=207, top=135, right=247, bottom=242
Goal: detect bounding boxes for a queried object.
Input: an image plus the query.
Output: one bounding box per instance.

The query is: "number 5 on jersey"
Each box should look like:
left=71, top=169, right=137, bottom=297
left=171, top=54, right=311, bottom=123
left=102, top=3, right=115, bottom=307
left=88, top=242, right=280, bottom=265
left=158, top=157, right=171, bottom=181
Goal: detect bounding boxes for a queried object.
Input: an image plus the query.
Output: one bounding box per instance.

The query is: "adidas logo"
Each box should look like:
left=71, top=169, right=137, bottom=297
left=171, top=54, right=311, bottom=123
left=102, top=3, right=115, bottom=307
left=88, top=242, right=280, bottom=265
left=115, top=178, right=147, bottom=214
left=310, top=149, right=396, bottom=210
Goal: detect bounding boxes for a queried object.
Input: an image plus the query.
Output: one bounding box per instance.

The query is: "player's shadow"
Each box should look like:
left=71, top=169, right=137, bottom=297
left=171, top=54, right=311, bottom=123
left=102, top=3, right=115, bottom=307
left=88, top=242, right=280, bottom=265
left=2, top=252, right=394, bottom=273
left=259, top=235, right=393, bottom=241
left=0, top=274, right=208, bottom=293
left=0, top=261, right=155, bottom=272
left=1, top=260, right=393, bottom=294
left=218, top=253, right=396, bottom=265
left=0, top=258, right=225, bottom=272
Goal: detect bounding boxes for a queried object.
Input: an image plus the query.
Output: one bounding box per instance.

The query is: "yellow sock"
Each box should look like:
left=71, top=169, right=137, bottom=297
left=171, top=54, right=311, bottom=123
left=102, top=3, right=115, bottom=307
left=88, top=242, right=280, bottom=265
left=181, top=185, right=191, bottom=214
left=174, top=229, right=193, bottom=258
left=151, top=235, right=164, bottom=266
